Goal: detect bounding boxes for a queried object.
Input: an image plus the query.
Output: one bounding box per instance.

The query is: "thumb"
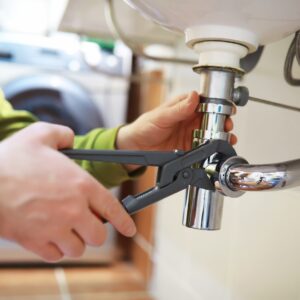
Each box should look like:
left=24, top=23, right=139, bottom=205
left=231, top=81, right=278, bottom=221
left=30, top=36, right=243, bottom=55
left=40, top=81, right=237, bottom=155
left=25, top=122, right=75, bottom=149
left=156, top=91, right=199, bottom=126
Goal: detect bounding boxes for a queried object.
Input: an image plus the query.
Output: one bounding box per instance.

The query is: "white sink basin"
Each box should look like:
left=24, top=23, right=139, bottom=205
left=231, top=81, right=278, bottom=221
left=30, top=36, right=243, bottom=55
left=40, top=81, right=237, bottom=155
left=125, top=0, right=300, bottom=48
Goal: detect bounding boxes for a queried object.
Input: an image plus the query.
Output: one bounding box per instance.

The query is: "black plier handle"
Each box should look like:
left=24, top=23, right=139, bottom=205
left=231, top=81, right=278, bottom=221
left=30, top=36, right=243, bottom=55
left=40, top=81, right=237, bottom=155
left=61, top=140, right=236, bottom=215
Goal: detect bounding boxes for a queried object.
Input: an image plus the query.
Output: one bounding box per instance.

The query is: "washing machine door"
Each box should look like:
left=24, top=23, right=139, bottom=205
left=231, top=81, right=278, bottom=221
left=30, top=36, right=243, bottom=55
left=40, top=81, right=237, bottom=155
left=3, top=74, right=105, bottom=134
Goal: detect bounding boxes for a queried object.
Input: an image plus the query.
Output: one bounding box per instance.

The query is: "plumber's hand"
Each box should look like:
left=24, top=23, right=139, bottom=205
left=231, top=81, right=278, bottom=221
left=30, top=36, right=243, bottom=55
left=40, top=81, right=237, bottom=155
left=0, top=123, right=136, bottom=262
left=117, top=91, right=237, bottom=153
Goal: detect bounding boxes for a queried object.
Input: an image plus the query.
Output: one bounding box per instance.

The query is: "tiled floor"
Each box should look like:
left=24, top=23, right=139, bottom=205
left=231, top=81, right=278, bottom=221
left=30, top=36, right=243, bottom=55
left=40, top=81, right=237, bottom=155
left=0, top=263, right=152, bottom=300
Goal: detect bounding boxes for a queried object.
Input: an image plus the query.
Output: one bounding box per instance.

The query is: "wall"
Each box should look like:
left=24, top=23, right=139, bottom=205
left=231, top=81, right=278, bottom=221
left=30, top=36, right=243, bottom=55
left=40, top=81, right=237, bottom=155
left=150, top=35, right=300, bottom=300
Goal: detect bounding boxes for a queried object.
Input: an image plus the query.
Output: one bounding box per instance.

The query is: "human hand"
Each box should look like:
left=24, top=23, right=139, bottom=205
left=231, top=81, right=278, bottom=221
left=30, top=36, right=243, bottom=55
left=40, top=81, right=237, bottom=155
left=0, top=123, right=136, bottom=262
left=116, top=91, right=237, bottom=153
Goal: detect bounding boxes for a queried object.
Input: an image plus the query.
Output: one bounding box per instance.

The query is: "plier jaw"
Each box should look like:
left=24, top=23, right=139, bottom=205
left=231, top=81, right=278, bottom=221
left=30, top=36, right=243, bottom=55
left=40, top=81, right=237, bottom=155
left=62, top=139, right=236, bottom=216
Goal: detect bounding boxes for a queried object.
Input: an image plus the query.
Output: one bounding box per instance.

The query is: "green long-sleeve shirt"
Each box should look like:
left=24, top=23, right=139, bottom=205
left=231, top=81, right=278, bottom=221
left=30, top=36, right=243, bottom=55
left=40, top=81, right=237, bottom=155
left=0, top=90, right=138, bottom=188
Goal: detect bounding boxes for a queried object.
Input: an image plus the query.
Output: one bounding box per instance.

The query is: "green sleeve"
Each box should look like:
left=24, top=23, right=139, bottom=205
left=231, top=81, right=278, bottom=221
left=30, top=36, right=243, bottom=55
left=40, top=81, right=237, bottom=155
left=74, top=127, right=145, bottom=188
left=0, top=91, right=39, bottom=138
left=0, top=91, right=143, bottom=188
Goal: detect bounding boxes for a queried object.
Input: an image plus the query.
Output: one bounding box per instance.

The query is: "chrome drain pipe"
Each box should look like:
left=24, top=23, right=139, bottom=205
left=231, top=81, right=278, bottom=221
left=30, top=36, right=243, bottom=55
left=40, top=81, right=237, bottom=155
left=218, top=157, right=300, bottom=193
left=182, top=67, right=237, bottom=230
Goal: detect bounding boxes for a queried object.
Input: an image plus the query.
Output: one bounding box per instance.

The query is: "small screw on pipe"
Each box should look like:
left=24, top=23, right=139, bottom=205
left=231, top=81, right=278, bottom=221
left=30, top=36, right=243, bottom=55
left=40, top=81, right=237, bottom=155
left=233, top=86, right=249, bottom=106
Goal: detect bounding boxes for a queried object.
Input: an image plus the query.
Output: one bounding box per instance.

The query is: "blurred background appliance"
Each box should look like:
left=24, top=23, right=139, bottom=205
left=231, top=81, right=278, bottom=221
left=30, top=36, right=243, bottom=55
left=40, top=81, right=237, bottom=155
left=3, top=74, right=105, bottom=134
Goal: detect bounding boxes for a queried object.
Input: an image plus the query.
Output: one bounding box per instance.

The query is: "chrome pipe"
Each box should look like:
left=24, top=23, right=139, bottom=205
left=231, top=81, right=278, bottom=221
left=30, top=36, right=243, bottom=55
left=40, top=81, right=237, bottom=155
left=184, top=186, right=224, bottom=230
left=198, top=68, right=235, bottom=99
left=182, top=68, right=236, bottom=230
left=227, top=159, right=300, bottom=191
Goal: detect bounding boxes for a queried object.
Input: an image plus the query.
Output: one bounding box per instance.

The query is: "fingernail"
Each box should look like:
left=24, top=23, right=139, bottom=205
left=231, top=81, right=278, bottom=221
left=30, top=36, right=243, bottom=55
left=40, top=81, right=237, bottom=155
left=187, top=92, right=194, bottom=102
left=125, top=223, right=137, bottom=237
left=232, top=104, right=237, bottom=115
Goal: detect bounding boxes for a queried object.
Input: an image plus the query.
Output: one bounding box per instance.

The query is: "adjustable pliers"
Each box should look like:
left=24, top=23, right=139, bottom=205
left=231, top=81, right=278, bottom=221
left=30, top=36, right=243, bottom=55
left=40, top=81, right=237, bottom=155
left=62, top=140, right=236, bottom=215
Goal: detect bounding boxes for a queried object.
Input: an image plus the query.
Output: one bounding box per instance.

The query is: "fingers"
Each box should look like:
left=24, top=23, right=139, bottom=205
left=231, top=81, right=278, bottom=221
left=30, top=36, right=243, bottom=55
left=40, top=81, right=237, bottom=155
left=74, top=212, right=107, bottom=247
left=231, top=103, right=237, bottom=115
left=225, top=118, right=237, bottom=145
left=42, top=243, right=64, bottom=262
left=224, top=117, right=234, bottom=132
left=156, top=91, right=199, bottom=127
left=52, top=125, right=75, bottom=149
left=230, top=134, right=238, bottom=145
left=22, top=240, right=63, bottom=263
left=155, top=92, right=237, bottom=146
left=161, top=93, right=190, bottom=107
left=88, top=185, right=136, bottom=238
left=24, top=122, right=75, bottom=149
left=170, top=91, right=199, bottom=119
left=54, top=230, right=86, bottom=258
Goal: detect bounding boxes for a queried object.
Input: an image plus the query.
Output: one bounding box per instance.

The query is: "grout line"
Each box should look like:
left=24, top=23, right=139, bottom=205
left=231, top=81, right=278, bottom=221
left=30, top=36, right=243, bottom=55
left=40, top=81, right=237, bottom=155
left=133, top=233, right=154, bottom=258
left=54, top=268, right=72, bottom=300
left=149, top=251, right=202, bottom=300
left=133, top=233, right=199, bottom=299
